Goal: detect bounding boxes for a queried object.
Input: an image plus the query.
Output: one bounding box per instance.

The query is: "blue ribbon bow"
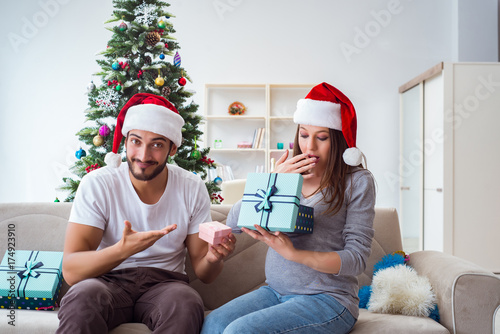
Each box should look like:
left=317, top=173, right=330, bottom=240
left=17, top=260, right=44, bottom=279
left=254, top=185, right=278, bottom=212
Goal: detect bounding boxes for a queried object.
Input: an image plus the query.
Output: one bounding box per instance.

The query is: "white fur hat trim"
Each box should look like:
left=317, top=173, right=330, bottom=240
left=294, top=99, right=342, bottom=131
left=122, top=103, right=185, bottom=148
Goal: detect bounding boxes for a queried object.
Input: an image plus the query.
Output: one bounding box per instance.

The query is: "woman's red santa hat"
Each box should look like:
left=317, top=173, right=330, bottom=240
left=293, top=82, right=364, bottom=166
left=104, top=93, right=185, bottom=168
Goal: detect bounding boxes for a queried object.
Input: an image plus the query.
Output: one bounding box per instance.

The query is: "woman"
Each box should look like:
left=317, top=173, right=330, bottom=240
left=201, top=82, right=376, bottom=334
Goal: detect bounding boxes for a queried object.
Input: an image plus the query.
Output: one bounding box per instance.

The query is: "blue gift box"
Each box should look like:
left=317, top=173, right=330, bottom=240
left=237, top=173, right=314, bottom=233
left=0, top=250, right=63, bottom=310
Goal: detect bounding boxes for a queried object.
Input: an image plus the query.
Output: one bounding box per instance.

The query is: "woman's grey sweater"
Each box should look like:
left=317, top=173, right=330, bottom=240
left=226, top=169, right=376, bottom=319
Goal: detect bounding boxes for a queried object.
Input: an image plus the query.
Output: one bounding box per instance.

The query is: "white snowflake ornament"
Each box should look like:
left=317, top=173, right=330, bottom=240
left=134, top=3, right=159, bottom=26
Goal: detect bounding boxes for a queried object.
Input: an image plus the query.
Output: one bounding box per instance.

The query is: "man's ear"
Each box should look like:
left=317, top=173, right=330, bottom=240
left=169, top=143, right=177, bottom=156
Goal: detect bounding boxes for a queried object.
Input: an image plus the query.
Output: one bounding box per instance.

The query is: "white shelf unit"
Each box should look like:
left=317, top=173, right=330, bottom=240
left=204, top=84, right=313, bottom=179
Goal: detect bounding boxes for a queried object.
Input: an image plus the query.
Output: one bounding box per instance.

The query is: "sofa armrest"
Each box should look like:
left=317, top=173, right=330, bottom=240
left=409, top=251, right=500, bottom=334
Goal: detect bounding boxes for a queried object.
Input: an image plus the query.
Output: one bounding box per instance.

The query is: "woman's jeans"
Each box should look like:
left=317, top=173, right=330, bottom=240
left=201, top=286, right=356, bottom=334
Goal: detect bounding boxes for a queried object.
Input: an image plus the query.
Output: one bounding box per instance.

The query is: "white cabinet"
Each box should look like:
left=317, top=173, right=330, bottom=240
left=204, top=84, right=313, bottom=179
left=400, top=83, right=424, bottom=253
left=399, top=62, right=500, bottom=272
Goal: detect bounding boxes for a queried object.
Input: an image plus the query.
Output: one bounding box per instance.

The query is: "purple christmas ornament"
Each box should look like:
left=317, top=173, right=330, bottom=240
left=99, top=124, right=111, bottom=137
left=174, top=51, right=181, bottom=67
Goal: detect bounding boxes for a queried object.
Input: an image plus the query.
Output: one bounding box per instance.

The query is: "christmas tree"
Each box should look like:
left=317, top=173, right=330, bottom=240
left=61, top=0, right=222, bottom=203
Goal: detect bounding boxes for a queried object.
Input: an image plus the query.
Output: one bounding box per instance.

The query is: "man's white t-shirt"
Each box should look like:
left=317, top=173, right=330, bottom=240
left=69, top=163, right=211, bottom=274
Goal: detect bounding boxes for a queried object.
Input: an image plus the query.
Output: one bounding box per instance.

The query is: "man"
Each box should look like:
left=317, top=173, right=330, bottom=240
left=57, top=93, right=236, bottom=333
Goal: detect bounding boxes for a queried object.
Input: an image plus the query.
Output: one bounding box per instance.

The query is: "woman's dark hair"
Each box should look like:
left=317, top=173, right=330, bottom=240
left=292, top=125, right=363, bottom=216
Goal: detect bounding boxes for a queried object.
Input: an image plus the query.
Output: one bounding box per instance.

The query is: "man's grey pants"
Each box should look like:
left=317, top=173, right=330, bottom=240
left=56, top=267, right=204, bottom=334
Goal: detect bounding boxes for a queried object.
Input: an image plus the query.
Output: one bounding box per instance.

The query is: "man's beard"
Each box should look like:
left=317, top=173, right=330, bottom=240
left=127, top=155, right=169, bottom=181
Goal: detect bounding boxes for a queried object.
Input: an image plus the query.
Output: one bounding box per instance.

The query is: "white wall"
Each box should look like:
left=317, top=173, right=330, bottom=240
left=0, top=0, right=497, bottom=209
left=457, top=0, right=498, bottom=61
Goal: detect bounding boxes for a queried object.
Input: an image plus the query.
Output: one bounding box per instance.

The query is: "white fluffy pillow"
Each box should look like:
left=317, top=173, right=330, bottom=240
left=368, top=264, right=436, bottom=317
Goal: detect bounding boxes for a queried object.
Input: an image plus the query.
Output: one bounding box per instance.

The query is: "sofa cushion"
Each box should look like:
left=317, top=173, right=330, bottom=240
left=353, top=309, right=449, bottom=334
left=358, top=208, right=403, bottom=287
left=109, top=323, right=151, bottom=334
left=0, top=308, right=60, bottom=334
left=0, top=203, right=72, bottom=253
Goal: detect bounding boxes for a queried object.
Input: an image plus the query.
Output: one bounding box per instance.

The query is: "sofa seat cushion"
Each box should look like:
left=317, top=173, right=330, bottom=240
left=0, top=308, right=60, bottom=333
left=109, top=323, right=151, bottom=333
left=352, top=309, right=449, bottom=334
left=0, top=308, right=155, bottom=334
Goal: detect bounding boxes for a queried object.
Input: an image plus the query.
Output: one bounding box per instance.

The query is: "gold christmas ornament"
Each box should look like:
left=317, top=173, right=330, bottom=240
left=155, top=69, right=164, bottom=86
left=145, top=31, right=161, bottom=46
left=155, top=76, right=164, bottom=86
left=93, top=134, right=104, bottom=146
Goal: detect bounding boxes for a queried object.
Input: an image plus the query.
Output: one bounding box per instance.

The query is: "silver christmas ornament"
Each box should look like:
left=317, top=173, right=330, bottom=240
left=87, top=80, right=96, bottom=93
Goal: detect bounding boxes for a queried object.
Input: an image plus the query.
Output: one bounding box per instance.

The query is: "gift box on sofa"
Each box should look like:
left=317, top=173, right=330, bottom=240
left=199, top=221, right=232, bottom=245
left=237, top=173, right=313, bottom=233
left=0, top=250, right=63, bottom=310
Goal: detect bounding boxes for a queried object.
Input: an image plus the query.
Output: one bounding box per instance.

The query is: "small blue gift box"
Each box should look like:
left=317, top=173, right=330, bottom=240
left=0, top=250, right=63, bottom=310
left=237, top=173, right=314, bottom=233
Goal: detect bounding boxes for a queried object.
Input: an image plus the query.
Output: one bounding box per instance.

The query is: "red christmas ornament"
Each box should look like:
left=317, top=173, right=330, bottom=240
left=137, top=70, right=144, bottom=79
left=178, top=77, right=186, bottom=86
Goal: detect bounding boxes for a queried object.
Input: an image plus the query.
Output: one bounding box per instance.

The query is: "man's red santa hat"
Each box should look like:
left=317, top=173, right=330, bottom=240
left=293, top=82, right=363, bottom=166
left=104, top=93, right=185, bottom=168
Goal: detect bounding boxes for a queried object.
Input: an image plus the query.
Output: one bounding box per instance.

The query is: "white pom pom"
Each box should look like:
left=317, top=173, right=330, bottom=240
left=343, top=147, right=363, bottom=166
left=368, top=265, right=436, bottom=317
left=104, top=152, right=122, bottom=168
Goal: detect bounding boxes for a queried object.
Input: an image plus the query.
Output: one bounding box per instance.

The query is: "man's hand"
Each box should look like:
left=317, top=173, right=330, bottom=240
left=186, top=231, right=237, bottom=284
left=204, top=234, right=237, bottom=264
left=119, top=220, right=177, bottom=259
left=62, top=220, right=175, bottom=286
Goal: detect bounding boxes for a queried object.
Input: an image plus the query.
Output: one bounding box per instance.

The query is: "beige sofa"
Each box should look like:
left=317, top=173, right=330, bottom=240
left=0, top=202, right=499, bottom=334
